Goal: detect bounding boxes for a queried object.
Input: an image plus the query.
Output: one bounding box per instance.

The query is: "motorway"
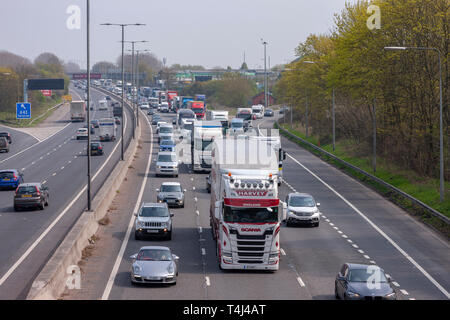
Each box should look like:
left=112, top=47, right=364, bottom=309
left=61, top=109, right=450, bottom=300
left=0, top=84, right=134, bottom=299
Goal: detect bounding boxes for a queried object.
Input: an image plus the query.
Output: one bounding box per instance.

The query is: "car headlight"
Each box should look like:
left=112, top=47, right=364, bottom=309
left=136, top=220, right=144, bottom=228
left=133, top=265, right=141, bottom=275
left=157, top=165, right=162, bottom=169
left=167, top=263, right=174, bottom=274
left=347, top=291, right=360, bottom=298
left=161, top=222, right=168, bottom=228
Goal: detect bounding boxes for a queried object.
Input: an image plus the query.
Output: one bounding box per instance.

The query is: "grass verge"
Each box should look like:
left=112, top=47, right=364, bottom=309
left=0, top=97, right=63, bottom=128
left=276, top=122, right=450, bottom=238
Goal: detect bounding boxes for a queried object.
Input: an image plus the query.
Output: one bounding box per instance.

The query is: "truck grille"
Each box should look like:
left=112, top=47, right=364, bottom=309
left=237, top=246, right=264, bottom=252
left=144, top=222, right=162, bottom=227
left=237, top=241, right=265, bottom=246
left=238, top=260, right=263, bottom=264
left=236, top=234, right=266, bottom=240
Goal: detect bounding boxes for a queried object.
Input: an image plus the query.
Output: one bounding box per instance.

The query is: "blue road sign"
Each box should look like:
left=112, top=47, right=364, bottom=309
left=16, top=102, right=31, bottom=119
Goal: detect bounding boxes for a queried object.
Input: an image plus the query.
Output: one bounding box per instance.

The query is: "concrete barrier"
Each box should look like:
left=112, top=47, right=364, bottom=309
left=26, top=109, right=142, bottom=300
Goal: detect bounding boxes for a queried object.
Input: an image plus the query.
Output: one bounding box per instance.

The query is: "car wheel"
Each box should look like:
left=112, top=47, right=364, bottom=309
left=45, top=199, right=49, bottom=206
left=14, top=205, right=19, bottom=212
left=134, top=231, right=141, bottom=241
left=286, top=220, right=292, bottom=227
left=166, top=231, right=172, bottom=240
left=39, top=201, right=45, bottom=210
left=315, top=222, right=320, bottom=227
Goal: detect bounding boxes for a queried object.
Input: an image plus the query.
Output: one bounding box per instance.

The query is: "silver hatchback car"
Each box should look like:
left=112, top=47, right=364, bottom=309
left=130, top=246, right=179, bottom=285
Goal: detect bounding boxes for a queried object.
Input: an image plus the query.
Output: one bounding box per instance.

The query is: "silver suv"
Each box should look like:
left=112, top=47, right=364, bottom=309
left=134, top=202, right=174, bottom=240
left=157, top=182, right=186, bottom=208
left=155, top=151, right=179, bottom=177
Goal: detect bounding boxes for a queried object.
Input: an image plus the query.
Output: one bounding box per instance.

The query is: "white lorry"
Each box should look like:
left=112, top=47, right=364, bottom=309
left=206, top=110, right=229, bottom=133
left=249, top=133, right=286, bottom=186
left=98, top=99, right=108, bottom=111
left=210, top=138, right=281, bottom=271
left=192, top=120, right=223, bottom=172
left=99, top=118, right=117, bottom=141
left=251, top=104, right=265, bottom=119
left=70, top=101, right=86, bottom=122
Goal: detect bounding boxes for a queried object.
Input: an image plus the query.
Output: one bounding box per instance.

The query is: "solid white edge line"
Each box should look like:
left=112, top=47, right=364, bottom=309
left=286, top=153, right=450, bottom=299
left=0, top=100, right=128, bottom=287
left=101, top=109, right=151, bottom=300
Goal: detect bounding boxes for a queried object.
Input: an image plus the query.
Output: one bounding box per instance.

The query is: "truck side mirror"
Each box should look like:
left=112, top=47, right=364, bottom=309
left=283, top=151, right=287, bottom=160
left=282, top=202, right=287, bottom=221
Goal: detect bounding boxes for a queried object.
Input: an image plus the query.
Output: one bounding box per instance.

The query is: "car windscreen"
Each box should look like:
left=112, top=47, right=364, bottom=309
left=289, top=196, right=315, bottom=207
left=137, top=249, right=172, bottom=261
left=139, top=206, right=169, bottom=217
left=159, top=127, right=173, bottom=133
left=158, top=154, right=176, bottom=162
left=231, top=121, right=243, bottom=128
left=237, top=113, right=251, bottom=120
left=223, top=206, right=278, bottom=223
left=0, top=172, right=15, bottom=179
left=180, top=112, right=195, bottom=119
left=161, top=140, right=175, bottom=146
left=17, top=186, right=38, bottom=194
left=348, top=268, right=387, bottom=283
left=161, top=185, right=181, bottom=192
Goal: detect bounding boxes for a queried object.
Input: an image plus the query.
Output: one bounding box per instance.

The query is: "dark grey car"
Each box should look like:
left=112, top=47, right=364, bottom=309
left=157, top=182, right=186, bottom=208
left=14, top=183, right=49, bottom=211
left=335, top=263, right=397, bottom=300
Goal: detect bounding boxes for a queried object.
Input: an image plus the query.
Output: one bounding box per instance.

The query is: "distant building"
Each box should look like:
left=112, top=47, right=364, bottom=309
left=252, top=91, right=275, bottom=106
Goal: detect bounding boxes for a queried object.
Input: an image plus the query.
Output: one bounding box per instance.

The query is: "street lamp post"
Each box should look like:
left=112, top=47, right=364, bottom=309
left=100, top=22, right=145, bottom=161
left=86, top=0, right=91, bottom=211
left=384, top=46, right=445, bottom=202
left=261, top=39, right=268, bottom=108
left=135, top=49, right=150, bottom=127
left=124, top=40, right=148, bottom=136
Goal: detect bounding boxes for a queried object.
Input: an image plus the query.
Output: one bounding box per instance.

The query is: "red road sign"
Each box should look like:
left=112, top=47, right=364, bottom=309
left=41, top=90, right=52, bottom=96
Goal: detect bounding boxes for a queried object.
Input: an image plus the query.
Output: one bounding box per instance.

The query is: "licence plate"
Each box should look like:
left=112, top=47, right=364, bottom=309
left=3, top=179, right=10, bottom=181
left=146, top=230, right=159, bottom=233
left=243, top=265, right=256, bottom=269
left=22, top=194, right=32, bottom=198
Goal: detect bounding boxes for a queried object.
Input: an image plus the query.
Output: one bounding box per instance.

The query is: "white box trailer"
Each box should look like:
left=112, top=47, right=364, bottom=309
left=70, top=101, right=86, bottom=122
left=98, top=99, right=108, bottom=111
left=210, top=138, right=281, bottom=271
left=99, top=118, right=117, bottom=141
left=192, top=120, right=223, bottom=172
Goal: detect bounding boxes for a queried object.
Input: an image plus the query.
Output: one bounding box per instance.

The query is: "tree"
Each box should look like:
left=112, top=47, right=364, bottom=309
left=92, top=61, right=116, bottom=73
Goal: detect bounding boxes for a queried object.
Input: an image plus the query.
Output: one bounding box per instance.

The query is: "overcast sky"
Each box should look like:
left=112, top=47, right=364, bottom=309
left=0, top=0, right=356, bottom=69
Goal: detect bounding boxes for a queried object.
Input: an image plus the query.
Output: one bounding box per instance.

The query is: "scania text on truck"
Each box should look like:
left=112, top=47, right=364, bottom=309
left=70, top=100, right=86, bottom=122
left=192, top=120, right=223, bottom=172
left=210, top=138, right=281, bottom=271
left=99, top=118, right=117, bottom=141
left=187, top=101, right=206, bottom=119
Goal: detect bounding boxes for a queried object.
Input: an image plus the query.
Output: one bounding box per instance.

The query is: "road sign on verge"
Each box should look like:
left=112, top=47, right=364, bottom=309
left=63, top=95, right=72, bottom=102
left=16, top=102, right=31, bottom=119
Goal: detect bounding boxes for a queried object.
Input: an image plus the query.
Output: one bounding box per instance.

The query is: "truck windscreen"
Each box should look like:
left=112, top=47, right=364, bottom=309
left=237, top=113, right=251, bottom=120
left=223, top=206, right=278, bottom=223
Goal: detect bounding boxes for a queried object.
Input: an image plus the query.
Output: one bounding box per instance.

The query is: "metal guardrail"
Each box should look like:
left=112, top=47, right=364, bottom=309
left=275, top=121, right=449, bottom=225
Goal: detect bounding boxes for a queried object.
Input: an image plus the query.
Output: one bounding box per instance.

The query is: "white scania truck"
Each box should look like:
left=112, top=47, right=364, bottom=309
left=209, top=138, right=281, bottom=271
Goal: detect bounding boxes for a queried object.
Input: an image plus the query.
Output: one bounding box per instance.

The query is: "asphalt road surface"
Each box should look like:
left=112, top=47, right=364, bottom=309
left=59, top=109, right=450, bottom=300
